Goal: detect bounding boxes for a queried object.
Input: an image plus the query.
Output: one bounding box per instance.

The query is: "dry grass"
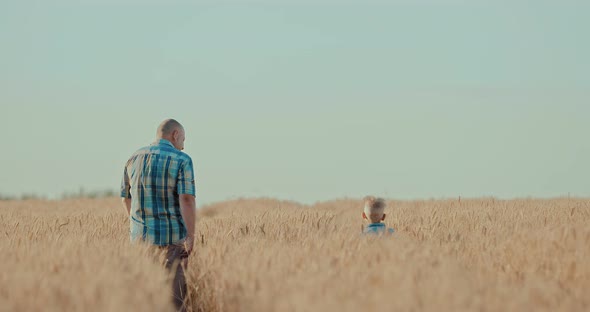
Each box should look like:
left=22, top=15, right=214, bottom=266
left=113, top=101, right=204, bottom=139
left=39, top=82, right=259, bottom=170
left=1, top=197, right=589, bottom=312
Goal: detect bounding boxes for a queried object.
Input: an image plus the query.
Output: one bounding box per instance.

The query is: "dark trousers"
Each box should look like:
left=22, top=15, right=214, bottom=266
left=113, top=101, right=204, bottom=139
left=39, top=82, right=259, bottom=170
left=160, top=244, right=190, bottom=311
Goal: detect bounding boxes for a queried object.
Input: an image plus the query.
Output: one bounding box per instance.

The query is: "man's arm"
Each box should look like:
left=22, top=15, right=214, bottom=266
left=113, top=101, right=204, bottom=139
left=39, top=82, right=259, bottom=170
left=121, top=198, right=131, bottom=216
left=179, top=194, right=196, bottom=253
left=120, top=162, right=132, bottom=216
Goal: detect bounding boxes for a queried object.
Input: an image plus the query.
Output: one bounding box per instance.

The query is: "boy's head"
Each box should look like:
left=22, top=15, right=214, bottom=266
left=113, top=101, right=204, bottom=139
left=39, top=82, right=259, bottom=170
left=362, top=196, right=387, bottom=223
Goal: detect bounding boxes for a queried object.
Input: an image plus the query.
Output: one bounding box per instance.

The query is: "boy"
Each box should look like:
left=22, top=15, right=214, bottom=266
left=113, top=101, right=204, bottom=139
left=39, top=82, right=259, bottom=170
left=362, top=196, right=394, bottom=235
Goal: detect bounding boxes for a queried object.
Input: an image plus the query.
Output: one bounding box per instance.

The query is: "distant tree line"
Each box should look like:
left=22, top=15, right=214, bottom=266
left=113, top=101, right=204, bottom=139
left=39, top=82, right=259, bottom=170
left=0, top=193, right=47, bottom=201
left=0, top=188, right=117, bottom=201
left=61, top=188, right=117, bottom=199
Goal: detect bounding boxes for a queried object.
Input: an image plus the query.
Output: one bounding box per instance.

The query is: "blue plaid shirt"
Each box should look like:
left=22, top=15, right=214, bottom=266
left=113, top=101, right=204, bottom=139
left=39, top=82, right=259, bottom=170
left=121, top=139, right=196, bottom=246
left=364, top=223, right=395, bottom=235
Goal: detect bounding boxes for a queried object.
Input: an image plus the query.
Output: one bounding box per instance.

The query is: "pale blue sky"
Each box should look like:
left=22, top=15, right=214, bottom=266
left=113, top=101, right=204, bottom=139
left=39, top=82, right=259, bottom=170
left=1, top=1, right=588, bottom=204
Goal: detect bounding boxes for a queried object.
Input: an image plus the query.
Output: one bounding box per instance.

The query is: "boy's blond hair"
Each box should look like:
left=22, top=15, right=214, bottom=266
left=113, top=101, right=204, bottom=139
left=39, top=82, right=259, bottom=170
left=363, top=196, right=386, bottom=223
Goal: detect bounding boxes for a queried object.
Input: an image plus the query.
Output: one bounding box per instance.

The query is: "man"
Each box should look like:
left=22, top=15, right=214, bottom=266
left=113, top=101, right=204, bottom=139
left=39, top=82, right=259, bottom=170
left=120, top=119, right=197, bottom=311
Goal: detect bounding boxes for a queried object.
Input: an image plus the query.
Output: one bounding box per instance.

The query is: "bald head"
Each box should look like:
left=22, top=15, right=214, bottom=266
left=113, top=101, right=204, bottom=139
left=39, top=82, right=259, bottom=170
left=157, top=119, right=186, bottom=150
left=363, top=196, right=387, bottom=223
left=157, top=119, right=183, bottom=137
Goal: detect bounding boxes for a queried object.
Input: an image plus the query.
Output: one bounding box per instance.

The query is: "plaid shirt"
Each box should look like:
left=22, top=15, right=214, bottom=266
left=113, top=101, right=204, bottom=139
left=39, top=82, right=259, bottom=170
left=121, top=139, right=196, bottom=246
left=364, top=223, right=395, bottom=235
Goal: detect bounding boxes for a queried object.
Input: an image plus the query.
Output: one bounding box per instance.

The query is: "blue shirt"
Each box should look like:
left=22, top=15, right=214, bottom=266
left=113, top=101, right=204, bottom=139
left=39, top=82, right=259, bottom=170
left=121, top=139, right=196, bottom=245
left=364, top=223, right=395, bottom=235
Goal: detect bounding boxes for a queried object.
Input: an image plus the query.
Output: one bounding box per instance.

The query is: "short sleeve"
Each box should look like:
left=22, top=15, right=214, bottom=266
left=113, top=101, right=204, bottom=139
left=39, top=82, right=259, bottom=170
left=120, top=164, right=131, bottom=199
left=177, top=157, right=196, bottom=196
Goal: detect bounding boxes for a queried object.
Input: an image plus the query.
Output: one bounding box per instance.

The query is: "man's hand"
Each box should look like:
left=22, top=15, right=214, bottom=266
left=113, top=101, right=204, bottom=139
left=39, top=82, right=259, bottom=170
left=184, top=236, right=195, bottom=255
left=121, top=197, right=131, bottom=216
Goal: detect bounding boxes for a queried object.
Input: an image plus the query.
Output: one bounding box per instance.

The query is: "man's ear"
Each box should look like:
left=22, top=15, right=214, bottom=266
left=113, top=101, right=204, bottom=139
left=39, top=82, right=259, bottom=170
left=172, top=129, right=179, bottom=141
left=362, top=212, right=367, bottom=220
left=382, top=213, right=386, bottom=221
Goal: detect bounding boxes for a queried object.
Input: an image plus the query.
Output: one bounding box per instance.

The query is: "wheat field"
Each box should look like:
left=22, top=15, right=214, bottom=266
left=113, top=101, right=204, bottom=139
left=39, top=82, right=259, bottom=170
left=1, top=197, right=589, bottom=312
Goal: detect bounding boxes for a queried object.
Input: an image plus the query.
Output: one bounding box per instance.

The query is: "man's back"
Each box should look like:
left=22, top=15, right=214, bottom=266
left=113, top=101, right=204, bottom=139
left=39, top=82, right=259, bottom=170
left=364, top=223, right=395, bottom=235
left=121, top=139, right=196, bottom=246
